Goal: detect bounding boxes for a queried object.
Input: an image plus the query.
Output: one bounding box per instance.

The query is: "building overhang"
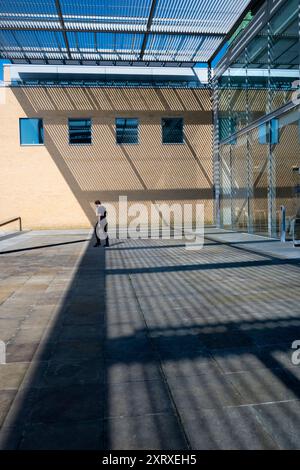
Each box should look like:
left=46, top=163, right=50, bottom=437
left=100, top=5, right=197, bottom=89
left=3, top=63, right=209, bottom=87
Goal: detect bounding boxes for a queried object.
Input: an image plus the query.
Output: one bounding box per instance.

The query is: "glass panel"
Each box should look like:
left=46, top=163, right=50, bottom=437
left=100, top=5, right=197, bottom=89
left=220, top=143, right=232, bottom=228
left=273, top=107, right=300, bottom=238
left=219, top=117, right=236, bottom=141
left=258, top=119, right=279, bottom=144
left=249, top=126, right=269, bottom=235
left=230, top=49, right=249, bottom=132
left=116, top=118, right=139, bottom=144
left=153, top=0, right=251, bottom=34
left=269, top=0, right=300, bottom=112
left=270, top=119, right=279, bottom=144
left=69, top=119, right=92, bottom=144
left=217, top=0, right=300, bottom=133
left=19, top=118, right=44, bottom=145
left=60, top=0, right=151, bottom=27
left=218, top=88, right=231, bottom=141
left=66, top=32, right=144, bottom=61
left=144, top=34, right=222, bottom=63
left=162, top=118, right=183, bottom=144
left=231, top=134, right=248, bottom=231
left=258, top=123, right=268, bottom=144
left=217, top=0, right=300, bottom=237
left=248, top=88, right=268, bottom=124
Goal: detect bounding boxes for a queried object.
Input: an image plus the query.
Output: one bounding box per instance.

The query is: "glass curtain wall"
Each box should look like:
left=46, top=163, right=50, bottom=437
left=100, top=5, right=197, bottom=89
left=274, top=110, right=300, bottom=236
left=217, top=0, right=300, bottom=238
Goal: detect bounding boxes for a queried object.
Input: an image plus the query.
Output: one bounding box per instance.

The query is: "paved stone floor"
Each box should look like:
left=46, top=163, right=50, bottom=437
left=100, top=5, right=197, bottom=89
left=0, top=230, right=300, bottom=449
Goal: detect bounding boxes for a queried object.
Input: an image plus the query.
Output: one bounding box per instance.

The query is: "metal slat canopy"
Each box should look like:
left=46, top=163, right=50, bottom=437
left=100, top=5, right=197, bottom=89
left=0, top=0, right=254, bottom=66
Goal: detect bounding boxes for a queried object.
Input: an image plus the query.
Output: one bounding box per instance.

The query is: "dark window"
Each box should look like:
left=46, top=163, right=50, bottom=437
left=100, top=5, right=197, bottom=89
left=162, top=118, right=183, bottom=144
left=219, top=117, right=236, bottom=142
left=116, top=118, right=139, bottom=144
left=69, top=118, right=92, bottom=144
left=19, top=118, right=44, bottom=145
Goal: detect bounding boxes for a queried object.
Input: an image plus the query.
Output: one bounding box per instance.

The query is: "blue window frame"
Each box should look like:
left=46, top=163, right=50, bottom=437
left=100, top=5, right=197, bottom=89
left=270, top=119, right=279, bottom=144
left=162, top=118, right=184, bottom=144
left=116, top=118, right=139, bottom=144
left=19, top=118, right=44, bottom=145
left=69, top=118, right=92, bottom=144
left=258, top=123, right=267, bottom=144
left=259, top=119, right=279, bottom=144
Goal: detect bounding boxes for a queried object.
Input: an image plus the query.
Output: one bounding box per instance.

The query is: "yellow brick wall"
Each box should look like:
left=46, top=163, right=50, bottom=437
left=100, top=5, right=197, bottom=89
left=0, top=83, right=214, bottom=230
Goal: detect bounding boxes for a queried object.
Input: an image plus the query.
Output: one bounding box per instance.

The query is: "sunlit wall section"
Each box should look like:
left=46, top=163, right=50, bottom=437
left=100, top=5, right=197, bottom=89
left=0, top=85, right=214, bottom=230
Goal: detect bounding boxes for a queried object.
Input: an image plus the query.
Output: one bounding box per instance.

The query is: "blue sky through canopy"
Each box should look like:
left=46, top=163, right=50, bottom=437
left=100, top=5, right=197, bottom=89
left=0, top=0, right=252, bottom=65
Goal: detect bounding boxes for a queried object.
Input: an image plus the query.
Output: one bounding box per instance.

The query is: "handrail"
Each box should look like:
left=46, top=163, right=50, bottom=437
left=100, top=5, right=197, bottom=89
left=0, top=217, right=22, bottom=232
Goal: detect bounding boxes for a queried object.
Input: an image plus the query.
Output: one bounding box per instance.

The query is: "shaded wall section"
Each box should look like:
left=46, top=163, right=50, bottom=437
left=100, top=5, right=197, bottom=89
left=0, top=86, right=213, bottom=230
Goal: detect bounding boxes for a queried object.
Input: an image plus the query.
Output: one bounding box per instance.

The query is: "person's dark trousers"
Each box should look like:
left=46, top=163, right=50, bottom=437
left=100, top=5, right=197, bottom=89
left=94, top=221, right=101, bottom=246
left=94, top=220, right=109, bottom=247
left=100, top=214, right=110, bottom=247
left=104, top=223, right=109, bottom=247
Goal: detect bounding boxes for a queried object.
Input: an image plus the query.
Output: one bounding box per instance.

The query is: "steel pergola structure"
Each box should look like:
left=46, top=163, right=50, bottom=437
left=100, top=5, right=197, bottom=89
left=0, top=0, right=256, bottom=66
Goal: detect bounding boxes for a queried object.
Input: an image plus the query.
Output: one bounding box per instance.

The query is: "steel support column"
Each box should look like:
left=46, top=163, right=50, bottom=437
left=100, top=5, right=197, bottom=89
left=267, top=19, right=277, bottom=237
left=212, top=77, right=221, bottom=227
left=54, top=0, right=71, bottom=60
left=139, top=0, right=158, bottom=60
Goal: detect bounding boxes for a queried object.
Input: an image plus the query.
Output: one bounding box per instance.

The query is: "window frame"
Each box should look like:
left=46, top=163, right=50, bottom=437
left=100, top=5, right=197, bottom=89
left=258, top=119, right=279, bottom=145
left=68, top=118, right=92, bottom=145
left=115, top=117, right=139, bottom=145
left=19, top=118, right=44, bottom=146
left=161, top=117, right=184, bottom=145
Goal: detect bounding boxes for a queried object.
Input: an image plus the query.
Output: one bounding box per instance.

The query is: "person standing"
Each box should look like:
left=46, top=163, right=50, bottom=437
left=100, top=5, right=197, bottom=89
left=94, top=200, right=109, bottom=247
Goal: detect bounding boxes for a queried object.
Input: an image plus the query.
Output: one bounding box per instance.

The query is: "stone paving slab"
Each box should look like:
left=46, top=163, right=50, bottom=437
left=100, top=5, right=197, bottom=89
left=0, top=229, right=300, bottom=449
left=178, top=405, right=278, bottom=450
left=205, top=228, right=300, bottom=259
left=18, top=420, right=104, bottom=450
left=252, top=400, right=300, bottom=449
left=106, top=413, right=188, bottom=450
